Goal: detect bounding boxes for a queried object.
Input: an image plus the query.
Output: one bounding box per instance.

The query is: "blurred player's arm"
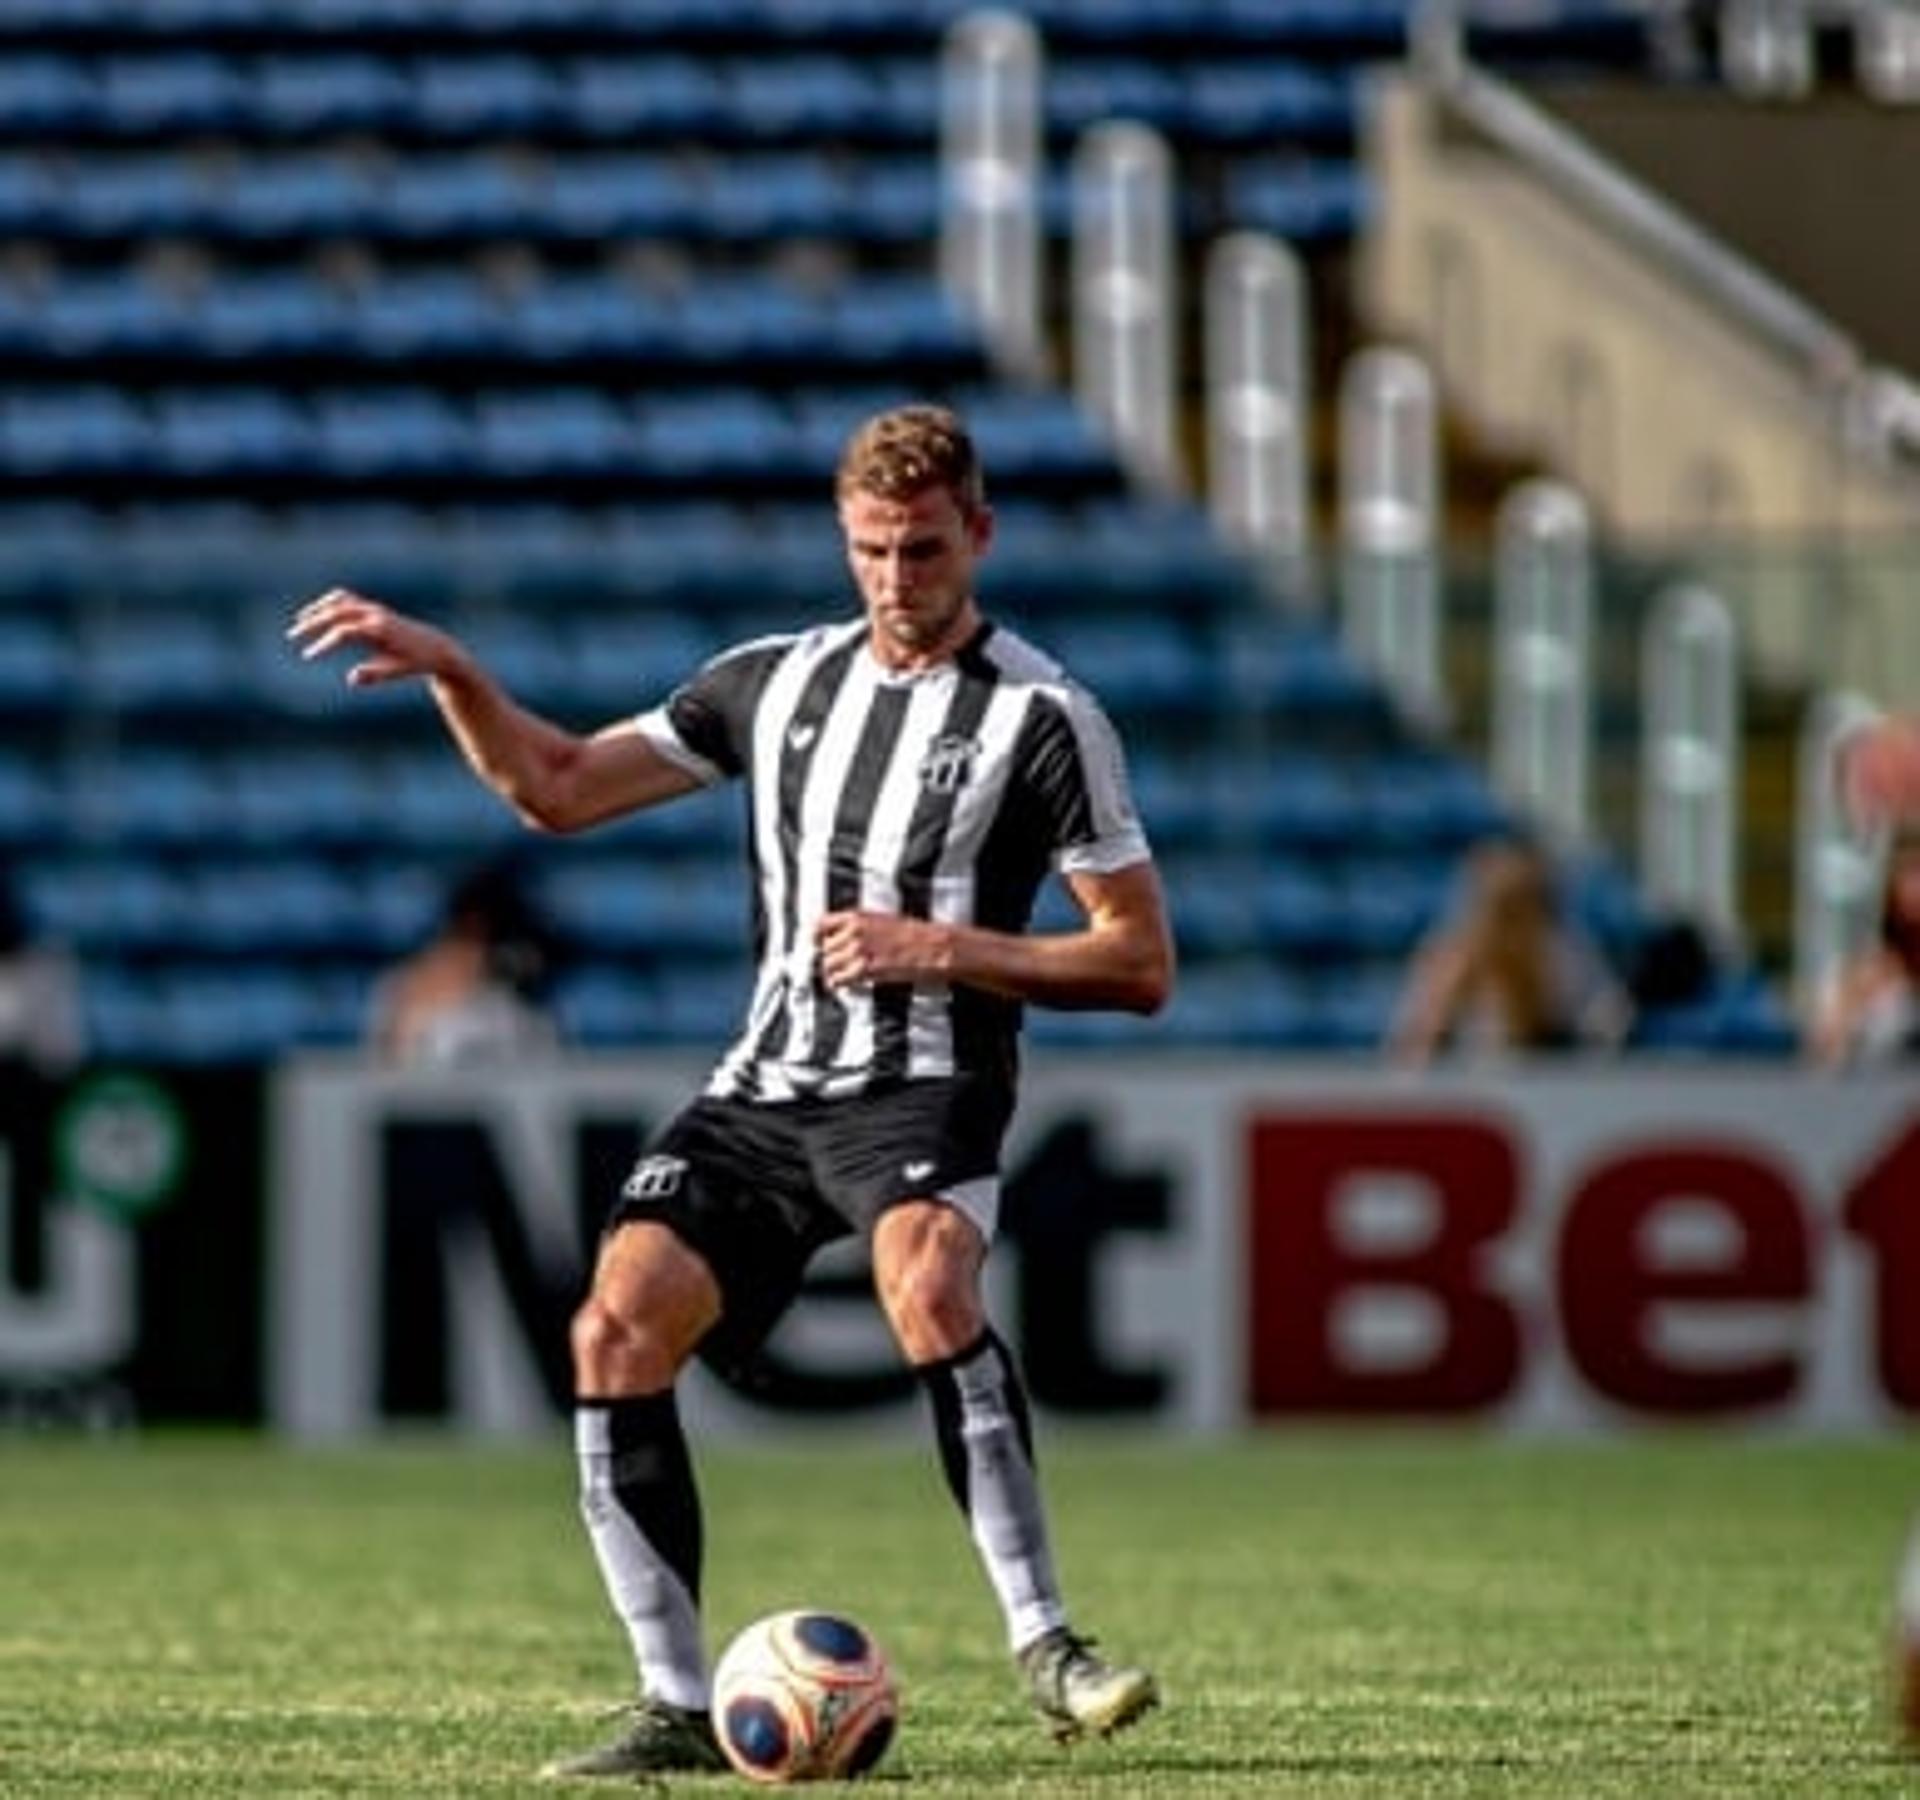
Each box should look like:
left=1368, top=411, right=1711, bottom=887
left=1843, top=713, right=1920, bottom=827
left=288, top=588, right=702, bottom=831
left=1385, top=934, right=1470, bottom=1066
left=815, top=861, right=1174, bottom=1015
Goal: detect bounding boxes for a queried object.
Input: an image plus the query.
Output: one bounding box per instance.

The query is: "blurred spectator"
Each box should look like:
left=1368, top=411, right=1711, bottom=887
left=1807, top=838, right=1920, bottom=1068
left=1387, top=836, right=1630, bottom=1064
left=0, top=862, right=86, bottom=1075
left=369, top=859, right=562, bottom=1067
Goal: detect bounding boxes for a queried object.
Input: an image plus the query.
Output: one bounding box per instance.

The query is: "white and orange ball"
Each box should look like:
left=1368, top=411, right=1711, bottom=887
left=710, top=1610, right=898, bottom=1784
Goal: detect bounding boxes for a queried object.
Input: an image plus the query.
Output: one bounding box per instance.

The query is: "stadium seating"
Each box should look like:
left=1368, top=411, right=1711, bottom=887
left=0, top=0, right=1781, bottom=1063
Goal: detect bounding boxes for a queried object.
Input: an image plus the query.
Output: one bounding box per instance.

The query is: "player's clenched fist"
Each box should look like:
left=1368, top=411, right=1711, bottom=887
left=815, top=910, right=950, bottom=990
left=287, top=588, right=467, bottom=688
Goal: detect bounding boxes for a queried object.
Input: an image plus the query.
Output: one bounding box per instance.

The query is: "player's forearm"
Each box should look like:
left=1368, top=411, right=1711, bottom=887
left=427, top=656, right=584, bottom=830
left=941, top=918, right=1173, bottom=1014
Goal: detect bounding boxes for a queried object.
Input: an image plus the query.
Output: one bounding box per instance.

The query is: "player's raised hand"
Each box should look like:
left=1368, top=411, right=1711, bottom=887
left=287, top=588, right=466, bottom=688
left=1841, top=715, right=1920, bottom=828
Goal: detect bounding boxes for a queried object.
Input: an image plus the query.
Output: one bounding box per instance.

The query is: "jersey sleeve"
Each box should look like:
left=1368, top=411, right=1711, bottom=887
left=1025, top=685, right=1153, bottom=875
left=630, top=637, right=789, bottom=786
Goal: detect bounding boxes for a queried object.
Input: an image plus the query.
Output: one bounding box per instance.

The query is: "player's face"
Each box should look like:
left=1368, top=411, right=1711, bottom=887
left=839, top=484, right=991, bottom=671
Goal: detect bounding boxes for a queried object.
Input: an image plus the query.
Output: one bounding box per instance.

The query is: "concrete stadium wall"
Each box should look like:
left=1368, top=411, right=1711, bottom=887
left=1359, top=73, right=1920, bottom=699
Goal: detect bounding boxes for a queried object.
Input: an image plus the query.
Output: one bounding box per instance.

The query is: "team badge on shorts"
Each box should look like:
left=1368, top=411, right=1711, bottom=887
left=622, top=1153, right=690, bottom=1202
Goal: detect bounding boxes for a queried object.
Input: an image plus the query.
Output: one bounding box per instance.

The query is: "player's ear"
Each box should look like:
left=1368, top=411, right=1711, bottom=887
left=968, top=501, right=994, bottom=556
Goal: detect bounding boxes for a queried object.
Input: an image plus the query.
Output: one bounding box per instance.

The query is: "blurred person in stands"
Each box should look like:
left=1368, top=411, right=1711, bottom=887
left=289, top=403, right=1172, bottom=1779
left=1388, top=835, right=1630, bottom=1064
left=369, top=857, right=562, bottom=1068
left=0, top=860, right=85, bottom=1075
left=1806, top=838, right=1920, bottom=1067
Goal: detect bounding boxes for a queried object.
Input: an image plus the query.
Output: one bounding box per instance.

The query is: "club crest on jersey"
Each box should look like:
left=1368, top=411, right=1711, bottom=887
left=918, top=733, right=978, bottom=794
left=621, top=1154, right=690, bottom=1202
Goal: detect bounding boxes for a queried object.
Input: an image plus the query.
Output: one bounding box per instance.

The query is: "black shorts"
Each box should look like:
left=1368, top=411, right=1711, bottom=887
left=604, top=1075, right=1015, bottom=1371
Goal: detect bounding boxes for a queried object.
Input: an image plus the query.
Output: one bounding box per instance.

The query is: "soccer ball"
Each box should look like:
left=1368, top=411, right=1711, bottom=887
left=710, top=1609, right=898, bottom=1784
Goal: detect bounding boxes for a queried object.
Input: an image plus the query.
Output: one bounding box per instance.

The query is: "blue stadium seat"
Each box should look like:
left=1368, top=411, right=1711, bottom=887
left=0, top=502, right=110, bottom=602
left=254, top=55, right=412, bottom=135
left=0, top=752, right=61, bottom=846
left=347, top=270, right=512, bottom=362
left=959, top=389, right=1117, bottom=485
left=229, top=750, right=381, bottom=847
left=1046, top=60, right=1186, bottom=135
left=472, top=390, right=637, bottom=479
left=0, top=617, right=80, bottom=709
left=545, top=153, right=705, bottom=241
left=410, top=55, right=565, bottom=138
left=219, top=152, right=381, bottom=241
left=193, top=271, right=353, bottom=362
left=701, top=153, right=852, bottom=241
left=510, top=274, right=678, bottom=364
left=111, top=501, right=274, bottom=604
left=722, top=56, right=885, bottom=139
left=1180, top=62, right=1354, bottom=143
left=42, top=271, right=196, bottom=360
left=311, top=388, right=470, bottom=478
left=599, top=502, right=764, bottom=601
left=1148, top=959, right=1322, bottom=1047
left=153, top=389, right=315, bottom=477
left=83, top=614, right=242, bottom=713
left=632, top=390, right=800, bottom=482
left=825, top=275, right=977, bottom=370
left=385, top=754, right=521, bottom=848
left=558, top=613, right=711, bottom=712
left=273, top=502, right=456, bottom=606
left=1226, top=754, right=1356, bottom=849
left=1220, top=157, right=1368, bottom=241
left=98, top=54, right=248, bottom=135
left=18, top=858, right=189, bottom=953
left=1162, top=854, right=1263, bottom=955
left=0, top=387, right=153, bottom=477
left=567, top=55, right=728, bottom=139
left=154, top=968, right=318, bottom=1062
left=461, top=613, right=578, bottom=711
left=844, top=159, right=940, bottom=243
left=0, top=155, right=63, bottom=238
left=66, top=752, right=231, bottom=845
left=554, top=966, right=655, bottom=1046
left=0, top=56, right=100, bottom=135
left=441, top=505, right=615, bottom=605
left=1312, top=962, right=1406, bottom=1050
left=382, top=153, right=540, bottom=240
left=670, top=277, right=834, bottom=367
left=1336, top=854, right=1451, bottom=954
left=1255, top=857, right=1346, bottom=953
left=1048, top=618, right=1207, bottom=709
left=650, top=964, right=748, bottom=1042
left=58, top=154, right=219, bottom=240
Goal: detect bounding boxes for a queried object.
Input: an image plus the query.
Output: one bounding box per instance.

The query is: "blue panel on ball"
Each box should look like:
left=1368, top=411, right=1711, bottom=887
left=724, top=1696, right=790, bottom=1771
left=794, top=1613, right=867, bottom=1663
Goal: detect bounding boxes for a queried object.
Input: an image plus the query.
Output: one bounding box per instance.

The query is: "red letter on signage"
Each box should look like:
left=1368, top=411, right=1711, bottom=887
left=1558, top=1148, right=1809, bottom=1414
left=1843, top=1118, right=1920, bottom=1412
left=1247, top=1115, right=1520, bottom=1413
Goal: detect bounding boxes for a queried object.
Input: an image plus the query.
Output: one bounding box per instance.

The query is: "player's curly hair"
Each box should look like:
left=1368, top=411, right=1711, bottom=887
left=835, top=404, right=985, bottom=516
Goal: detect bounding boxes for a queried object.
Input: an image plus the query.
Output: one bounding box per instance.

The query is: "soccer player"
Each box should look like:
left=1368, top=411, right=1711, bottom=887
left=289, top=404, right=1175, bottom=1778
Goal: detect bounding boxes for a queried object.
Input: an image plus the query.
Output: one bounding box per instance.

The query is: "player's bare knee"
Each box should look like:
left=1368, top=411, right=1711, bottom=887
left=879, top=1260, right=982, bottom=1363
left=570, top=1294, right=680, bottom=1393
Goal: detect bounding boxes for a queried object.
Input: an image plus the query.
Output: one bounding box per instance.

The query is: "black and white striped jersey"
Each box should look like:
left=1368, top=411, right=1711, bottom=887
left=632, top=615, right=1152, bottom=1101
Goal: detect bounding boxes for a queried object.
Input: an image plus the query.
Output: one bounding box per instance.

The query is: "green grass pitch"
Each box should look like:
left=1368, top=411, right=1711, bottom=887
left=4, top=1431, right=1920, bottom=1795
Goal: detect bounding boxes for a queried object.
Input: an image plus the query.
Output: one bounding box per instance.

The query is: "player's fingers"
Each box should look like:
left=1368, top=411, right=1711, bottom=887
left=286, top=587, right=368, bottom=632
